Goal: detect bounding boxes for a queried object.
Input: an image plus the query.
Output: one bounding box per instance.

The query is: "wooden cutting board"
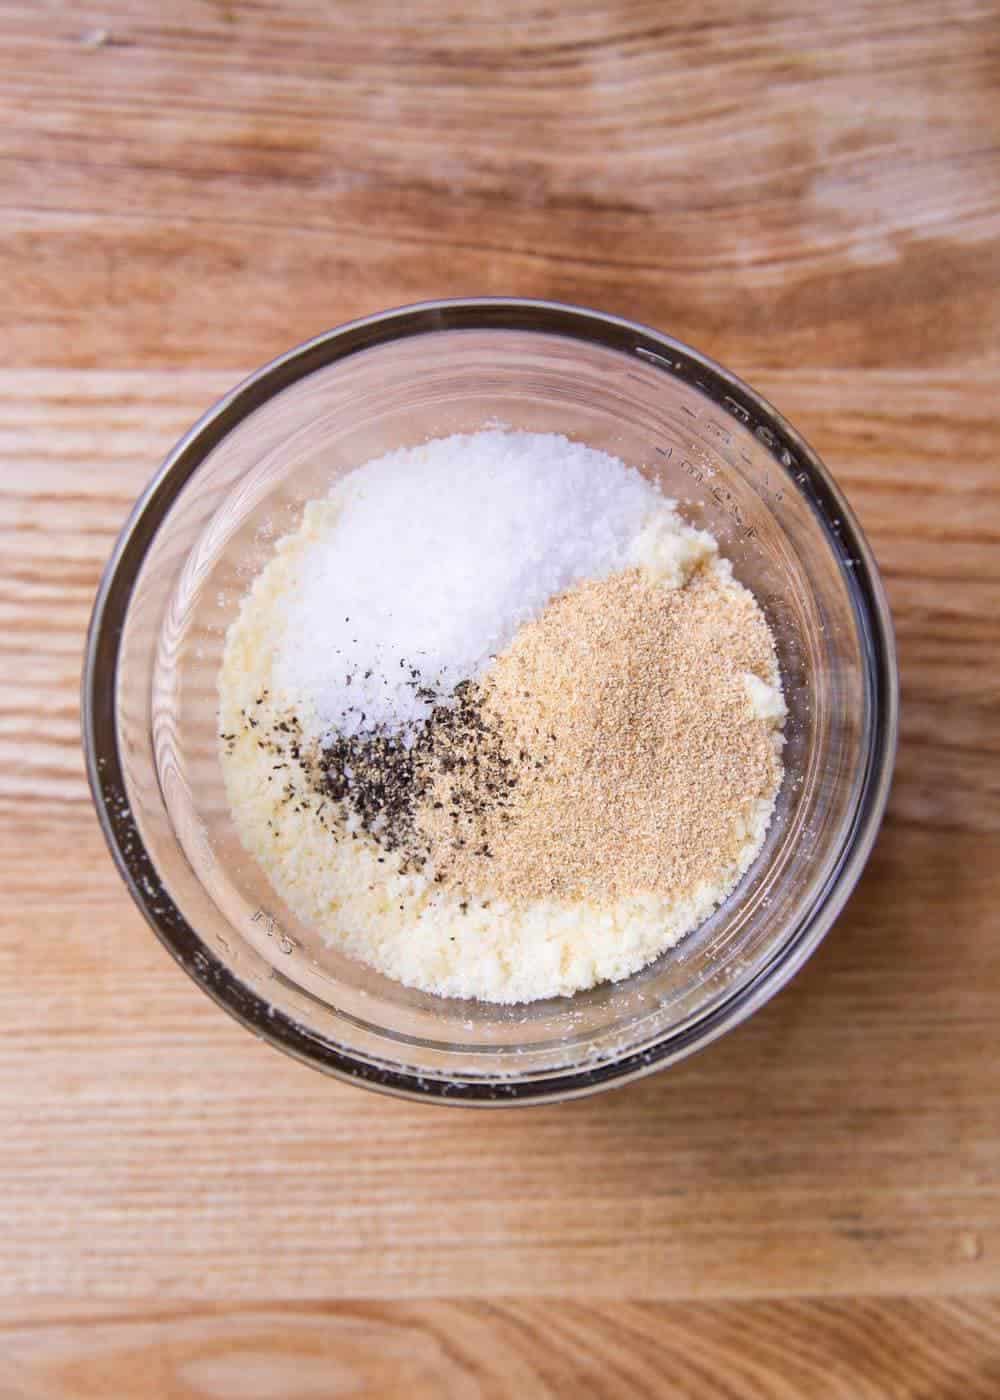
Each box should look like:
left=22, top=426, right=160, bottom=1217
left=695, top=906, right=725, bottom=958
left=2, top=2, right=999, bottom=1395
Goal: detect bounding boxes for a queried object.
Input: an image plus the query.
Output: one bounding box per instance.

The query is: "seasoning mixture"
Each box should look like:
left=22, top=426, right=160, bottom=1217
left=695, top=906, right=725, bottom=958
left=219, top=430, right=786, bottom=1003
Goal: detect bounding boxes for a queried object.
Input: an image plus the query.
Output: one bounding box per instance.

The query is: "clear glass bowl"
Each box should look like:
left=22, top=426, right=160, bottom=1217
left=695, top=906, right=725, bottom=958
left=83, top=299, right=897, bottom=1104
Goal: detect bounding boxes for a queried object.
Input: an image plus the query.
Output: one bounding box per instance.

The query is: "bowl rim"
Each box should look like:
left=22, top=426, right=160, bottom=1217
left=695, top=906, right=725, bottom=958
left=82, top=296, right=899, bottom=1106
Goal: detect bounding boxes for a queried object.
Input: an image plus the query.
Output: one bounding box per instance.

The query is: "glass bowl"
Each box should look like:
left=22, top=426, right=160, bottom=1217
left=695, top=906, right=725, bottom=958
left=83, top=299, right=897, bottom=1105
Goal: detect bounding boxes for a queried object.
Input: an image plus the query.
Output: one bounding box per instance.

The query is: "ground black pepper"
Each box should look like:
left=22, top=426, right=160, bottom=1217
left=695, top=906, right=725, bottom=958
left=309, top=670, right=523, bottom=871
left=225, top=664, right=534, bottom=874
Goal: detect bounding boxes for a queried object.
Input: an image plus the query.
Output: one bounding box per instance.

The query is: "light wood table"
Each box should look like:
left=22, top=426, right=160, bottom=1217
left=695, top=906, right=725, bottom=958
left=2, top=3, right=999, bottom=1395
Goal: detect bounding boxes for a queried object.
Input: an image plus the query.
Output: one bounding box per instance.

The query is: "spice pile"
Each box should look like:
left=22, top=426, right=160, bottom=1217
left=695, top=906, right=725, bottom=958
left=218, top=431, right=786, bottom=1003
left=418, top=564, right=782, bottom=903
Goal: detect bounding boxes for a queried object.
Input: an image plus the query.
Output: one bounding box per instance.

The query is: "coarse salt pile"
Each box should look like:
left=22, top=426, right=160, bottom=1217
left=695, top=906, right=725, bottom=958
left=272, top=430, right=667, bottom=738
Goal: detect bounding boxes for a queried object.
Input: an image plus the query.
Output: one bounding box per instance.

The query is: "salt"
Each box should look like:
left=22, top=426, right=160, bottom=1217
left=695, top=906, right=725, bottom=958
left=272, top=430, right=663, bottom=737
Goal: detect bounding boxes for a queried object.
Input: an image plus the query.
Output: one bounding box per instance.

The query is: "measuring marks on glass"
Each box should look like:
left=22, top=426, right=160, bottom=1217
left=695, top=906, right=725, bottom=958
left=655, top=442, right=761, bottom=542
left=629, top=349, right=793, bottom=537
left=645, top=396, right=793, bottom=541
left=250, top=906, right=295, bottom=955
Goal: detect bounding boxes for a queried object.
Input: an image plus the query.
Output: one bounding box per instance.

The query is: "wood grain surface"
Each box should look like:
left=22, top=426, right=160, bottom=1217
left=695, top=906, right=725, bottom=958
left=3, top=1298, right=1000, bottom=1400
left=2, top=0, right=1000, bottom=1395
